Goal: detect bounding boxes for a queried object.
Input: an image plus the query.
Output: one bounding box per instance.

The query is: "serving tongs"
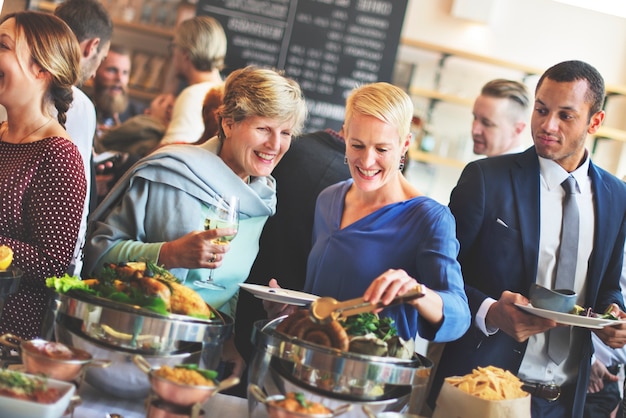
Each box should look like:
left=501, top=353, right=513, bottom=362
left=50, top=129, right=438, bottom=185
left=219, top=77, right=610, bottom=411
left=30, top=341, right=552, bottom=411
left=310, top=284, right=424, bottom=324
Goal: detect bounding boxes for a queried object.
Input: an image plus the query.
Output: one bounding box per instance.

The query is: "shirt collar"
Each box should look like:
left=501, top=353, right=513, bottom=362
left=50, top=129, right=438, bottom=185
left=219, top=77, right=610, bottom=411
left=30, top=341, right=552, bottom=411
left=537, top=149, right=590, bottom=192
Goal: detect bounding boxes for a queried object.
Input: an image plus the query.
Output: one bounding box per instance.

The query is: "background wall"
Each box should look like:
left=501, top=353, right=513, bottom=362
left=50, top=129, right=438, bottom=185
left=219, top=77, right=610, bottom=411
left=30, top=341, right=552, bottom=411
left=397, top=0, right=626, bottom=202
left=402, top=0, right=626, bottom=85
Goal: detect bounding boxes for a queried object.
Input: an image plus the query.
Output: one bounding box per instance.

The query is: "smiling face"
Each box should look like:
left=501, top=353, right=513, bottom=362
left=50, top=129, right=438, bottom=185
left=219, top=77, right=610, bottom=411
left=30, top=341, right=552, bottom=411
left=219, top=115, right=294, bottom=180
left=531, top=78, right=604, bottom=172
left=0, top=18, right=41, bottom=108
left=344, top=112, right=409, bottom=193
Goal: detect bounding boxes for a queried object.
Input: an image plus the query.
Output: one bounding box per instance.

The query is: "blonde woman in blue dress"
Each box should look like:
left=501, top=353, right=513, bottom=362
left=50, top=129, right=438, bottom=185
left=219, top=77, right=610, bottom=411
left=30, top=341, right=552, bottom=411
left=303, top=83, right=470, bottom=343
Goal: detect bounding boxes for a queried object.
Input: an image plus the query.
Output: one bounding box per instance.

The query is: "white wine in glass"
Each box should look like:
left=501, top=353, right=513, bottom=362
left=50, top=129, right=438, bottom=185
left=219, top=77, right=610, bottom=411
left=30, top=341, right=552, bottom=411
left=194, top=195, right=239, bottom=290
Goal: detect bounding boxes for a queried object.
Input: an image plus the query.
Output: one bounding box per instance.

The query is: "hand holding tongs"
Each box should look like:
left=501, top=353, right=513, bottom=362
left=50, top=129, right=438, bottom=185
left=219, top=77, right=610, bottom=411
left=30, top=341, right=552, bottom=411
left=309, top=284, right=424, bottom=324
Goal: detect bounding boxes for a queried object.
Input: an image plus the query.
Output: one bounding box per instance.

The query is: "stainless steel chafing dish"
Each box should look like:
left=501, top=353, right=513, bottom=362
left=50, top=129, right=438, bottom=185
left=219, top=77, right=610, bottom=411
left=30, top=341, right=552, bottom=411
left=248, top=318, right=433, bottom=418
left=53, top=290, right=233, bottom=399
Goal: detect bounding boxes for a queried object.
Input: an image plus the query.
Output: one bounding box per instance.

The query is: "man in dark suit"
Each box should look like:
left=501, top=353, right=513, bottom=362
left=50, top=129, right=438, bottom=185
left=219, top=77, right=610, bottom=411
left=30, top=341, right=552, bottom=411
left=429, top=60, right=626, bottom=418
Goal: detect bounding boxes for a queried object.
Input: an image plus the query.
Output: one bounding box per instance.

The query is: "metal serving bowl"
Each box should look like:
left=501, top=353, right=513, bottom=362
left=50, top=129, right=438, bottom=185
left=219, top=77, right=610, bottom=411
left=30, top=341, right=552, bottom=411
left=134, top=354, right=239, bottom=406
left=53, top=291, right=233, bottom=399
left=249, top=383, right=352, bottom=418
left=146, top=398, right=206, bottom=418
left=54, top=291, right=229, bottom=354
left=0, top=333, right=110, bottom=382
left=249, top=318, right=433, bottom=418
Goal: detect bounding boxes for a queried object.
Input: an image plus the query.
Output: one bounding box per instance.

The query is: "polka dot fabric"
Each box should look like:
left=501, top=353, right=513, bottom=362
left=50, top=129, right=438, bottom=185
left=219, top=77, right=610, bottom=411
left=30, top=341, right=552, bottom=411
left=0, top=136, right=86, bottom=340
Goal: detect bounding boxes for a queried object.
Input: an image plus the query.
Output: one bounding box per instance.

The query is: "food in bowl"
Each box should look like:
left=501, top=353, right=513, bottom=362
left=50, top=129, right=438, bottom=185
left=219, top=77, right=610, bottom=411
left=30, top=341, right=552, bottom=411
left=0, top=369, right=62, bottom=403
left=0, top=369, right=77, bottom=418
left=445, top=365, right=527, bottom=400
left=154, top=364, right=217, bottom=387
left=133, top=354, right=239, bottom=406
left=16, top=338, right=101, bottom=382
left=46, top=261, right=213, bottom=318
left=276, top=310, right=414, bottom=359
left=268, top=392, right=332, bottom=415
left=0, top=334, right=98, bottom=383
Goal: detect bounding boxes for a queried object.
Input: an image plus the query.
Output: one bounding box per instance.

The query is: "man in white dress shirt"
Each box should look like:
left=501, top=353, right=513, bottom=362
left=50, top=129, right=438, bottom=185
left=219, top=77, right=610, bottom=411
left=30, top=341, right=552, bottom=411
left=55, top=0, right=112, bottom=276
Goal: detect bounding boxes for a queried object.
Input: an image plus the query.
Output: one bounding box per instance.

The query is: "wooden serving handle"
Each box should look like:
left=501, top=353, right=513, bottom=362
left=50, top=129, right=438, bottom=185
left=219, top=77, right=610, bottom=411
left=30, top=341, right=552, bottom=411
left=309, top=285, right=424, bottom=324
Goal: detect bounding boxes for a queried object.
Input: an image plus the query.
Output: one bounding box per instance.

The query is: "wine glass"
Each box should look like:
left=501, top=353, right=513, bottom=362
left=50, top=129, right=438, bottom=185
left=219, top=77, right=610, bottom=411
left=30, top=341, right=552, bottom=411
left=194, top=195, right=239, bottom=290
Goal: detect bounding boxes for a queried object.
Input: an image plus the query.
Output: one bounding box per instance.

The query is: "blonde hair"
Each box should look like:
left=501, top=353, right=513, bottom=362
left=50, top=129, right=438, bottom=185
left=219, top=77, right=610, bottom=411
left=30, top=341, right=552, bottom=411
left=217, top=66, right=307, bottom=139
left=3, top=11, right=81, bottom=128
left=175, top=16, right=227, bottom=72
left=344, top=83, right=413, bottom=141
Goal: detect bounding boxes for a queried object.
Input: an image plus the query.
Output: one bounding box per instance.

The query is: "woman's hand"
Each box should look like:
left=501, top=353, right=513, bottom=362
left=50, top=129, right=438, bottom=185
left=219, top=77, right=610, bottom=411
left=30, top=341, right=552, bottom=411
left=262, top=278, right=298, bottom=319
left=363, top=269, right=444, bottom=327
left=158, top=228, right=236, bottom=269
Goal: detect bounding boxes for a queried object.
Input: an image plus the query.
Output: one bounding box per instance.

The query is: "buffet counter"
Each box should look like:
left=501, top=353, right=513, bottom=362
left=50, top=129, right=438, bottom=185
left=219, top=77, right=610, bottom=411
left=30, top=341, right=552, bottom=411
left=74, top=382, right=269, bottom=418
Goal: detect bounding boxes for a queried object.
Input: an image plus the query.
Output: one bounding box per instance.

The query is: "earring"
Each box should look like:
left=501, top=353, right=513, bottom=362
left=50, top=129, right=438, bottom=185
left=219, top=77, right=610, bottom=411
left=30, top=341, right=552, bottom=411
left=344, top=156, right=348, bottom=165
left=399, top=155, right=406, bottom=171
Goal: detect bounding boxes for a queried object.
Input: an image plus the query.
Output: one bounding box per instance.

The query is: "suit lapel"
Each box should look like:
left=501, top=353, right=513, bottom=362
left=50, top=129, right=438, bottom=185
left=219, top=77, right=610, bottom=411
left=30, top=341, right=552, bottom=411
left=511, top=149, right=541, bottom=289
left=585, top=163, right=611, bottom=305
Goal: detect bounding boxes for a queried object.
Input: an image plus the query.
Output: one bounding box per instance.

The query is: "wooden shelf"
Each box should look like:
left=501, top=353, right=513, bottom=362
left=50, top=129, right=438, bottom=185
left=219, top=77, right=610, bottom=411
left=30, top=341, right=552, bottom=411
left=401, top=38, right=626, bottom=97
left=594, top=126, right=626, bottom=143
left=408, top=148, right=468, bottom=169
left=400, top=38, right=542, bottom=76
left=409, top=87, right=473, bottom=107
left=112, top=19, right=175, bottom=38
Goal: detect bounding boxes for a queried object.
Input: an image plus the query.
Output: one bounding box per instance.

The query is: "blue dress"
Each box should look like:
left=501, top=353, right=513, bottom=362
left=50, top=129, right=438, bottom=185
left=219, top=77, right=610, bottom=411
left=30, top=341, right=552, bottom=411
left=305, top=180, right=470, bottom=342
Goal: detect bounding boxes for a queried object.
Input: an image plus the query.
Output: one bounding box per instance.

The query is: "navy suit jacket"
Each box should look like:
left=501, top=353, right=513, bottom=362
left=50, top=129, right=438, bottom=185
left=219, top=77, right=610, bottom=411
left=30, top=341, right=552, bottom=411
left=428, top=147, right=626, bottom=417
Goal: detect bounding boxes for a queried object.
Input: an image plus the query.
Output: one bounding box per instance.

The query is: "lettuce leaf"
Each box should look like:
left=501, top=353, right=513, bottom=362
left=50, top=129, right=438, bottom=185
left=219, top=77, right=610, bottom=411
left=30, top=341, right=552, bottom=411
left=46, top=274, right=95, bottom=294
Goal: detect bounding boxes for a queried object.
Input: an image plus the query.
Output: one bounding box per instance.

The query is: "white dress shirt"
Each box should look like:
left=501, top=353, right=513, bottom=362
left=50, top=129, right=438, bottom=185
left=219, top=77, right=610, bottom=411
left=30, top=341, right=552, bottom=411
left=517, top=155, right=594, bottom=385
left=474, top=153, right=595, bottom=386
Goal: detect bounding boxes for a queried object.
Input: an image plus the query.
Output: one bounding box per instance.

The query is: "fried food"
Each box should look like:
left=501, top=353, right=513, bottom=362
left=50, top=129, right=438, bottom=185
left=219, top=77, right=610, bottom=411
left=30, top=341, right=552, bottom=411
left=137, top=276, right=172, bottom=308
left=269, top=392, right=331, bottom=414
left=276, top=309, right=349, bottom=351
left=155, top=365, right=216, bottom=387
left=113, top=261, right=147, bottom=280
left=275, top=309, right=309, bottom=334
left=75, top=262, right=214, bottom=319
left=446, top=365, right=527, bottom=400
left=169, top=281, right=212, bottom=317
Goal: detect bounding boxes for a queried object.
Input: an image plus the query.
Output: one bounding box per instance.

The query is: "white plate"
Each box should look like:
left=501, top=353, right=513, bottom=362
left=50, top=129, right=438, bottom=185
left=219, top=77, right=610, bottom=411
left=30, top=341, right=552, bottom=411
left=239, top=283, right=319, bottom=306
left=515, top=303, right=621, bottom=329
left=0, top=371, right=76, bottom=418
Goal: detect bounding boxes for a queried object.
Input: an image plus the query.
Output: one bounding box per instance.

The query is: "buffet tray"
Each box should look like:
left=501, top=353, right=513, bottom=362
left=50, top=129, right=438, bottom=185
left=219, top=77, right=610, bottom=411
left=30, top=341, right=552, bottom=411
left=55, top=291, right=233, bottom=354
left=252, top=318, right=432, bottom=388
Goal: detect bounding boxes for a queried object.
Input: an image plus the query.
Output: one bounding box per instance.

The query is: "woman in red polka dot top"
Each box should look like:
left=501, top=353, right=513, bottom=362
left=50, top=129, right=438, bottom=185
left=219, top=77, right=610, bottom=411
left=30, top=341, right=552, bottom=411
left=0, top=12, right=86, bottom=340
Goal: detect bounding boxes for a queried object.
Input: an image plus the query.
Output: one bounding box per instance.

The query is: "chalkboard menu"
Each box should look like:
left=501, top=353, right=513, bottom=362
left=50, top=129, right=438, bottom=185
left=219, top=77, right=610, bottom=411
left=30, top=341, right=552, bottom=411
left=196, top=0, right=408, bottom=132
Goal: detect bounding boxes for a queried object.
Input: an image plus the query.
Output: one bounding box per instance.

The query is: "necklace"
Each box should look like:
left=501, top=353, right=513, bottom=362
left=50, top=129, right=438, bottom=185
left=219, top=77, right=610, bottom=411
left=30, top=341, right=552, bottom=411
left=0, top=118, right=53, bottom=144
